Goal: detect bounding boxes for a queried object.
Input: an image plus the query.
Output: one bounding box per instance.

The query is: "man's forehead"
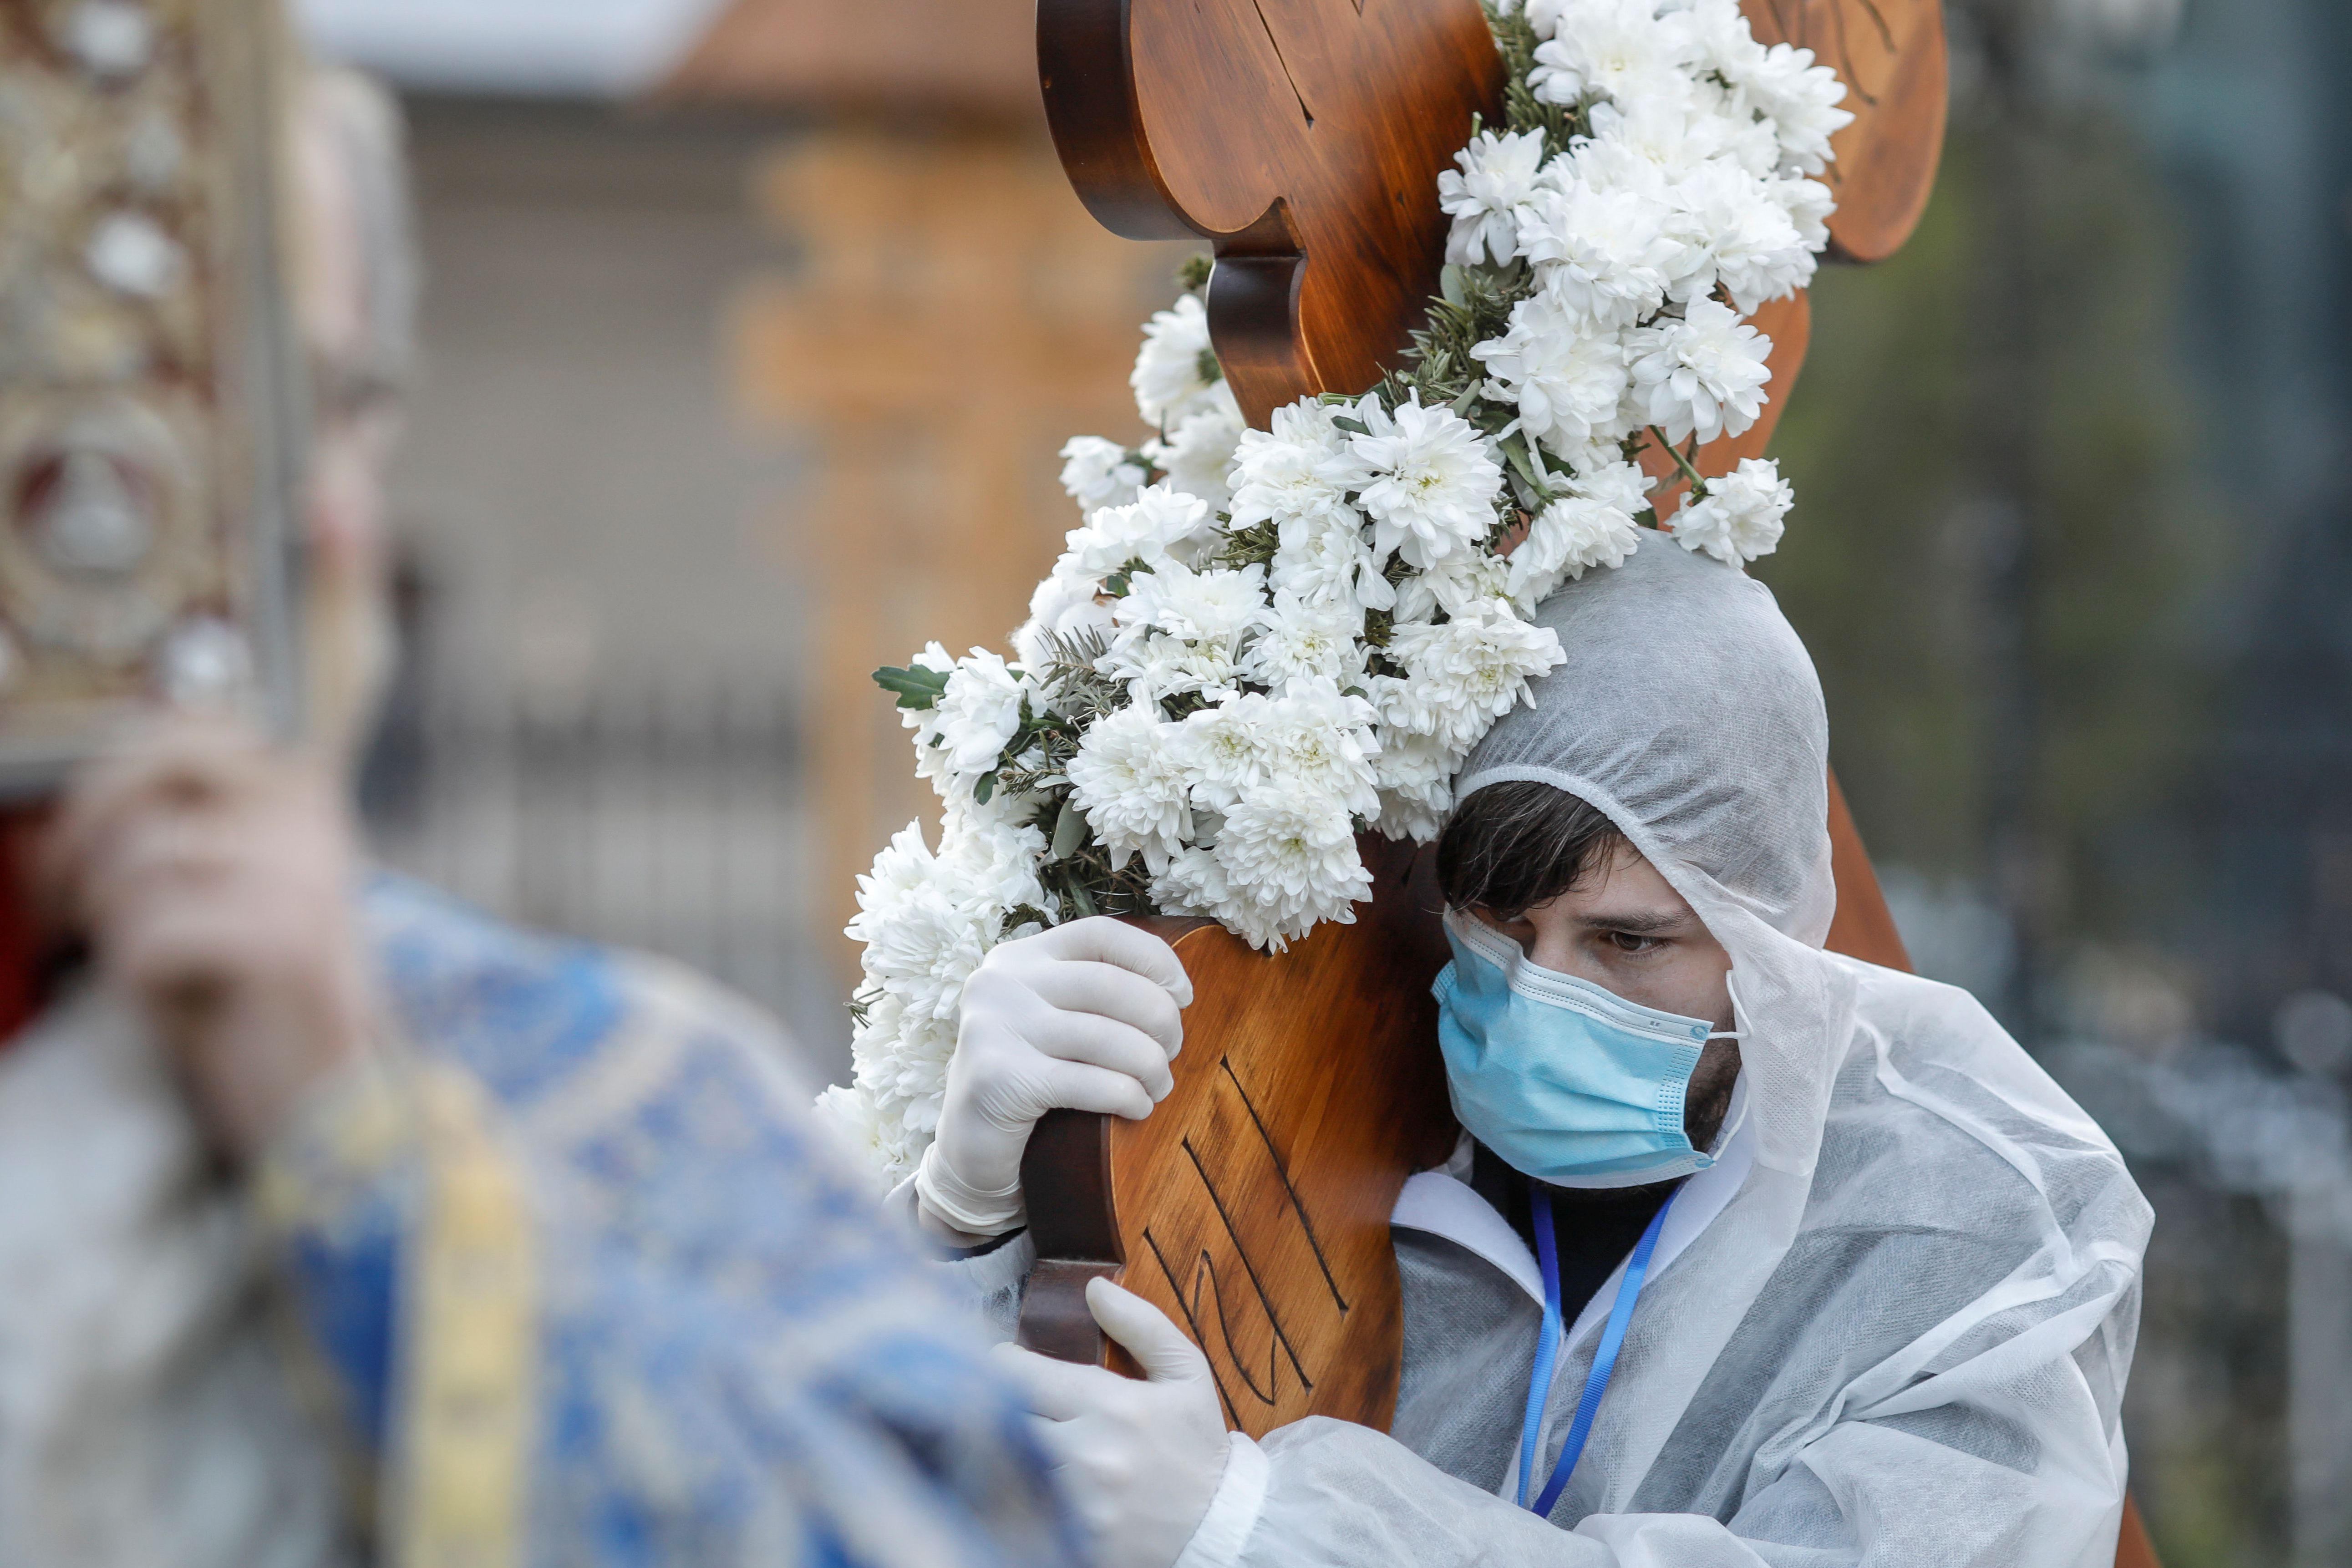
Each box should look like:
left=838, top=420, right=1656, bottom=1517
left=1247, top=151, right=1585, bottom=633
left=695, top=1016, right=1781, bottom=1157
left=1549, top=843, right=1700, bottom=925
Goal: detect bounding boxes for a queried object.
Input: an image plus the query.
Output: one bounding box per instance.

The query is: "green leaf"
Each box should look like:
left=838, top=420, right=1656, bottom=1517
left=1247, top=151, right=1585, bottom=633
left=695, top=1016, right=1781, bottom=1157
left=873, top=663, right=950, bottom=711
left=973, top=772, right=996, bottom=805
left=1498, top=432, right=1544, bottom=492
left=1451, top=379, right=1484, bottom=417
left=1052, top=796, right=1087, bottom=860
left=1068, top=878, right=1099, bottom=918
left=1440, top=264, right=1469, bottom=309
left=1331, top=416, right=1371, bottom=436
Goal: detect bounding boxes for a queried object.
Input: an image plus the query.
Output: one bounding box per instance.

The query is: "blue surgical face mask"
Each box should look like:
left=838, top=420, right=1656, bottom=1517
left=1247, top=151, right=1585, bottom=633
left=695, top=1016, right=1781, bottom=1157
left=1433, top=909, right=1737, bottom=1189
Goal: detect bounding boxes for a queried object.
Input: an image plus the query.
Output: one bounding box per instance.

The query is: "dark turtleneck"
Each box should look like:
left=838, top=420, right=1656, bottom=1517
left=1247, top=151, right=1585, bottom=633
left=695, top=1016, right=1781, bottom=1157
left=1469, top=1142, right=1676, bottom=1322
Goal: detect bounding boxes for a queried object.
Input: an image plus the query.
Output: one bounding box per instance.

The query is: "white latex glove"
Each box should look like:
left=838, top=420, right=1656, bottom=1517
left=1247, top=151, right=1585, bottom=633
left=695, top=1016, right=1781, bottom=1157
left=919, top=917, right=1192, bottom=1238
left=995, top=1277, right=1230, bottom=1568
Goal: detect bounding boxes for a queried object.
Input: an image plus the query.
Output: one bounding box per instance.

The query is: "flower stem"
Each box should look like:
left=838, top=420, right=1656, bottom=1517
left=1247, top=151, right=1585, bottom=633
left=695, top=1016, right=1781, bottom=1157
left=1648, top=425, right=1711, bottom=496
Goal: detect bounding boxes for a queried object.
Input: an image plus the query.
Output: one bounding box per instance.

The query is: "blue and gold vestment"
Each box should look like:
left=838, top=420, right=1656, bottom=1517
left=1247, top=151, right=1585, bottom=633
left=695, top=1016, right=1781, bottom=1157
left=261, top=874, right=1076, bottom=1568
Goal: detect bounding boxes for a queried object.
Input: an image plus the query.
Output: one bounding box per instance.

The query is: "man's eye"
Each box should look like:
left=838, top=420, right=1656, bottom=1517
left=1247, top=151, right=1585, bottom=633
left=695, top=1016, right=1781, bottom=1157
left=1606, top=931, right=1659, bottom=954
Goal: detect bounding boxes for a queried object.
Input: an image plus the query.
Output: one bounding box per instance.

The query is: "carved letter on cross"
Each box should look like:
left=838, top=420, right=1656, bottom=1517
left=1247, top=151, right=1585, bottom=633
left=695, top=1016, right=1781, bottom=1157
left=1039, top=0, right=1507, bottom=426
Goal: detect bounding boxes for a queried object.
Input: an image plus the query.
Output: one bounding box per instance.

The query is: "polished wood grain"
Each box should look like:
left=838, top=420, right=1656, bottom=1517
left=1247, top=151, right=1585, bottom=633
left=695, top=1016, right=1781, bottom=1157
left=1038, top=0, right=1505, bottom=425
left=1742, top=0, right=1950, bottom=264
left=1018, top=835, right=1456, bottom=1437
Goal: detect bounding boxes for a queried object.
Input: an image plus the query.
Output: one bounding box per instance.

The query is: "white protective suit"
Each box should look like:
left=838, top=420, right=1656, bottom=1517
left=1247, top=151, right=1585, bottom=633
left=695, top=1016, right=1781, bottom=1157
left=943, top=530, right=2152, bottom=1568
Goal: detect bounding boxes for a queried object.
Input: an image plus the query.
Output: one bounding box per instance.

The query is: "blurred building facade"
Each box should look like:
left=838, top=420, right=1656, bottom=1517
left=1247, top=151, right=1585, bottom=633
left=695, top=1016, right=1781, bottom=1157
left=354, top=96, right=840, bottom=1051
left=353, top=3, right=1182, bottom=1076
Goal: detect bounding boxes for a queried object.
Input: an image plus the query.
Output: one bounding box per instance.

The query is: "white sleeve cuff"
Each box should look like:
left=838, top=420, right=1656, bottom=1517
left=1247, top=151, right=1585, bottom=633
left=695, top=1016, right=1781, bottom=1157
left=1173, top=1433, right=1270, bottom=1568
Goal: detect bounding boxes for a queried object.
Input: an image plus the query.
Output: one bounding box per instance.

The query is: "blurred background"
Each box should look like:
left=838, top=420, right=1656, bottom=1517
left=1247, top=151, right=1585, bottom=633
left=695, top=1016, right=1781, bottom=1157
left=296, top=1, right=2346, bottom=1563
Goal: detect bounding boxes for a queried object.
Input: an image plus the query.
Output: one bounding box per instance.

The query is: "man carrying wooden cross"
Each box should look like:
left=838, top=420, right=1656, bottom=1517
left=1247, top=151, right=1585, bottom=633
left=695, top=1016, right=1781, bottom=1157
left=920, top=525, right=2151, bottom=1568
left=881, top=0, right=2152, bottom=1561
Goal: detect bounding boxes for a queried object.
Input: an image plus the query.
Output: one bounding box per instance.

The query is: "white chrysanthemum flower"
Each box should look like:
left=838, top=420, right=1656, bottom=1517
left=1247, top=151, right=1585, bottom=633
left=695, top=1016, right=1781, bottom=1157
left=864, top=1005, right=959, bottom=1131
left=1528, top=0, right=1698, bottom=106
left=1585, top=81, right=1774, bottom=183
left=1114, top=561, right=1268, bottom=648
left=1145, top=391, right=1246, bottom=511
left=1268, top=502, right=1390, bottom=618
left=1100, top=629, right=1241, bottom=705
left=850, top=990, right=921, bottom=1101
left=855, top=881, right=991, bottom=1023
left=1438, top=128, right=1552, bottom=265
left=925, top=650, right=1028, bottom=781
left=1742, top=42, right=1854, bottom=175
left=1625, top=298, right=1773, bottom=445
left=1510, top=483, right=1648, bottom=607
left=1472, top=289, right=1633, bottom=454
left=1258, top=685, right=1382, bottom=820
left=1067, top=702, right=1197, bottom=873
left=1229, top=401, right=1357, bottom=533
left=850, top=820, right=939, bottom=928
left=1678, top=0, right=1764, bottom=74
left=1012, top=572, right=1115, bottom=671
left=1150, top=844, right=1242, bottom=927
left=812, top=1082, right=905, bottom=1188
left=1774, top=172, right=1834, bottom=252
left=1380, top=600, right=1569, bottom=751
left=1348, top=395, right=1505, bottom=569
left=1178, top=695, right=1275, bottom=812
left=1394, top=546, right=1514, bottom=624
left=1245, top=589, right=1366, bottom=692
left=1060, top=483, right=1218, bottom=580
left=1667, top=157, right=1813, bottom=311
left=1673, top=456, right=1791, bottom=565
left=1212, top=793, right=1372, bottom=950
left=1372, top=729, right=1465, bottom=843
left=1517, top=176, right=1681, bottom=330
left=1131, top=292, right=1225, bottom=428
left=938, top=805, right=1052, bottom=918
left=1059, top=436, right=1149, bottom=512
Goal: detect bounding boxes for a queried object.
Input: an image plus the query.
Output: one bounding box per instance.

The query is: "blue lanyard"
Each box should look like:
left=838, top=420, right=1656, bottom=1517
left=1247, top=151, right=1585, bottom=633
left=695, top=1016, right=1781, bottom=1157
left=1516, top=1185, right=1679, bottom=1518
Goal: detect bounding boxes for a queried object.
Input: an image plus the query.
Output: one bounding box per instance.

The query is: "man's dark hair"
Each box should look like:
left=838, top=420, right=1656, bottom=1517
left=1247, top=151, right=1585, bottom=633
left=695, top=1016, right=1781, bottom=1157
left=1436, top=781, right=1625, bottom=918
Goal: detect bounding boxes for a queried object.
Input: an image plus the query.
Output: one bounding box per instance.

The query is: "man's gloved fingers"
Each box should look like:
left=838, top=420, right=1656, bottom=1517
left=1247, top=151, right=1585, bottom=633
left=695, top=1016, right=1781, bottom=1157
left=991, top=1341, right=1122, bottom=1421
left=1022, top=1411, right=1083, bottom=1470
left=1034, top=918, right=1195, bottom=1009
left=1087, top=1277, right=1215, bottom=1385
left=1036, top=1058, right=1160, bottom=1121
left=1026, top=959, right=1185, bottom=1057
left=1027, top=1013, right=1177, bottom=1101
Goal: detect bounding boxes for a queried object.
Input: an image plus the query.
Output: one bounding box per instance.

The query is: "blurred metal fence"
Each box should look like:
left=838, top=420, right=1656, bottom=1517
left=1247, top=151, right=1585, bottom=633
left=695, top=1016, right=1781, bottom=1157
left=2055, top=1040, right=2352, bottom=1568
left=363, top=673, right=821, bottom=1036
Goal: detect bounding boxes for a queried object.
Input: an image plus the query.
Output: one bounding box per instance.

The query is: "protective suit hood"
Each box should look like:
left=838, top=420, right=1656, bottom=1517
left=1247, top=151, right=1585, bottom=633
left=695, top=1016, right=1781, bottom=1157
left=1458, top=528, right=1835, bottom=946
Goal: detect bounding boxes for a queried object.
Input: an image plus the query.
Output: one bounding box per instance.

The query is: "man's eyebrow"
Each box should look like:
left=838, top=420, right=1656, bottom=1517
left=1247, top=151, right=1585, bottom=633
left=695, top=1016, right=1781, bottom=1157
left=1571, top=909, right=1692, bottom=935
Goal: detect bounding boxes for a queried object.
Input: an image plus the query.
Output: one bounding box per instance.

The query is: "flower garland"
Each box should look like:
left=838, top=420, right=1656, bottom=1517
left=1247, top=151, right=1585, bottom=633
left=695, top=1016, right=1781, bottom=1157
left=818, top=0, right=1850, bottom=1182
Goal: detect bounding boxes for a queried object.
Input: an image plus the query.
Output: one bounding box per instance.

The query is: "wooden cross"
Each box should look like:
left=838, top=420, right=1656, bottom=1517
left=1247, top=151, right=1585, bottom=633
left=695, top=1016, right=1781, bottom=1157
left=1022, top=0, right=1952, bottom=1431
left=1040, top=0, right=1507, bottom=424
